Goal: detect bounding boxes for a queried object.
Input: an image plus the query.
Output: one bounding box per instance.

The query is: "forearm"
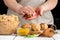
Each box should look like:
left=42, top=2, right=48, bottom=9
left=3, top=0, right=22, bottom=12
left=40, top=0, right=58, bottom=12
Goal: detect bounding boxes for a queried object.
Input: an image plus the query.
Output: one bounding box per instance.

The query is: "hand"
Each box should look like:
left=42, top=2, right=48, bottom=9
left=16, top=5, right=35, bottom=15
left=22, top=6, right=39, bottom=20
left=25, top=12, right=39, bottom=20
left=26, top=7, right=44, bottom=20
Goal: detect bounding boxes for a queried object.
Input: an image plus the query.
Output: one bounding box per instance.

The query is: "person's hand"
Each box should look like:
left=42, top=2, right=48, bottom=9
left=25, top=7, right=44, bottom=20
left=25, top=12, right=39, bottom=20
left=16, top=5, right=35, bottom=15
left=16, top=5, right=25, bottom=15
left=22, top=6, right=39, bottom=20
left=35, top=7, right=44, bottom=16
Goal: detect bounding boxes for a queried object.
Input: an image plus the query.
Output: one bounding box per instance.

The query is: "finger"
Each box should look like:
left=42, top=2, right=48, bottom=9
left=23, top=14, right=38, bottom=20
left=26, top=16, right=38, bottom=20
left=19, top=11, right=25, bottom=15
left=40, top=9, right=44, bottom=16
left=35, top=7, right=41, bottom=16
left=24, top=8, right=31, bottom=14
left=21, top=9, right=31, bottom=16
left=27, top=16, right=38, bottom=20
left=39, top=10, right=42, bottom=16
left=25, top=6, right=34, bottom=14
left=27, top=6, right=35, bottom=13
left=23, top=10, right=29, bottom=14
left=22, top=16, right=27, bottom=19
left=24, top=7, right=32, bottom=14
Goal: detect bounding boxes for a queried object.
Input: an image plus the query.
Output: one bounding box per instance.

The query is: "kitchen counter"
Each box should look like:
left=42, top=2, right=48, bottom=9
left=0, top=30, right=60, bottom=40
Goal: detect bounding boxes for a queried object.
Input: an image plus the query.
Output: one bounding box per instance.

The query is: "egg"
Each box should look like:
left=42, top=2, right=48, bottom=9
left=17, top=28, right=30, bottom=36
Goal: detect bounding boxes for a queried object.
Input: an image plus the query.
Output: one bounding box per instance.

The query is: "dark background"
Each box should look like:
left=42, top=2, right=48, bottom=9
left=0, top=0, right=60, bottom=29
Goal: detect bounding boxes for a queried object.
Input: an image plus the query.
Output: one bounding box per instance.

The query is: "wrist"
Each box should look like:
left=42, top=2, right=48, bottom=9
left=15, top=4, right=23, bottom=11
left=15, top=4, right=23, bottom=13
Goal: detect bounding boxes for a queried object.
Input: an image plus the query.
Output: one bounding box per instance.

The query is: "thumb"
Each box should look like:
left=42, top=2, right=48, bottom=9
left=40, top=10, right=43, bottom=16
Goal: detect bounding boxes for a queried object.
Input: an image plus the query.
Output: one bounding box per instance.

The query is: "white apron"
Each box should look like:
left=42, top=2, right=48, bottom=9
left=7, top=0, right=54, bottom=26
